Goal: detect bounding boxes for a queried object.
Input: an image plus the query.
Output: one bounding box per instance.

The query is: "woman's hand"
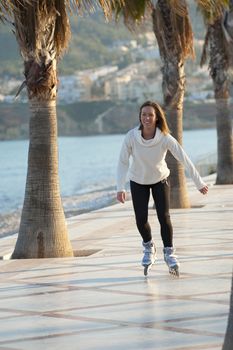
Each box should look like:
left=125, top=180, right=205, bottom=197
left=199, top=185, right=208, bottom=195
left=117, top=191, right=126, bottom=203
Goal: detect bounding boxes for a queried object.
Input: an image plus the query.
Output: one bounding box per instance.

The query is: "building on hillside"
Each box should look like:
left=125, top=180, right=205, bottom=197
left=58, top=75, right=92, bottom=103
left=131, top=46, right=160, bottom=61
left=58, top=66, right=118, bottom=103
left=109, top=39, right=138, bottom=51
left=143, top=32, right=156, bottom=46
left=0, top=77, right=22, bottom=95
left=104, top=61, right=162, bottom=102
left=3, top=95, right=15, bottom=103
left=104, top=72, right=162, bottom=103
left=105, top=75, right=131, bottom=100
left=78, top=66, right=118, bottom=82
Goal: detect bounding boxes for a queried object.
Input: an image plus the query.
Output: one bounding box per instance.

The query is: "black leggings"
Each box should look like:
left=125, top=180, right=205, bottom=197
left=130, top=180, right=173, bottom=247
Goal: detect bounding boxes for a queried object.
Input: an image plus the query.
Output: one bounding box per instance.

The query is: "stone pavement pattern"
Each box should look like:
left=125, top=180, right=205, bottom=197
left=0, top=176, right=232, bottom=350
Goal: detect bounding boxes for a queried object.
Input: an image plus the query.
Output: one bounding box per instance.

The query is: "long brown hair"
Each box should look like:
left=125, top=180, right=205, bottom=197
left=139, top=101, right=170, bottom=134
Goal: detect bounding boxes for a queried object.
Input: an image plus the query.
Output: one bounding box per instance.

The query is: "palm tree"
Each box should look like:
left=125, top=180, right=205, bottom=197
left=197, top=7, right=233, bottom=348
left=0, top=0, right=117, bottom=259
left=153, top=0, right=228, bottom=204
left=114, top=0, right=194, bottom=208
left=152, top=0, right=195, bottom=208
left=223, top=273, right=233, bottom=350
left=114, top=0, right=231, bottom=207
left=0, top=1, right=11, bottom=17
left=117, top=3, right=233, bottom=341
left=199, top=0, right=233, bottom=184
left=0, top=1, right=28, bottom=18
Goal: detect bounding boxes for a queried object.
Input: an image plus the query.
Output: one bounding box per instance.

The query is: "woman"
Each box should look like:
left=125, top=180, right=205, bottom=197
left=116, top=100, right=208, bottom=276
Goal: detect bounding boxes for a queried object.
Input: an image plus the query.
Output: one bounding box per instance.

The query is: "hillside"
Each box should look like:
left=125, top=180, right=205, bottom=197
left=0, top=4, right=205, bottom=77
left=0, top=13, right=143, bottom=77
left=0, top=3, right=212, bottom=141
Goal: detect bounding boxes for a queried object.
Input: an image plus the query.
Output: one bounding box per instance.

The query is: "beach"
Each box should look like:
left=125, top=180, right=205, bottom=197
left=0, top=187, right=118, bottom=238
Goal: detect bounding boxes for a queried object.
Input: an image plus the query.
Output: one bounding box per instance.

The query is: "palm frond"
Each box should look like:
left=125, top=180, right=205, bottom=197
left=153, top=0, right=194, bottom=62
left=200, top=28, right=210, bottom=66
left=198, top=0, right=232, bottom=68
left=3, top=0, right=128, bottom=99
left=0, top=0, right=32, bottom=22
left=196, top=0, right=230, bottom=24
left=68, top=0, right=125, bottom=19
left=0, top=0, right=13, bottom=21
left=12, top=0, right=126, bottom=63
left=112, top=0, right=150, bottom=29
left=169, top=0, right=191, bottom=17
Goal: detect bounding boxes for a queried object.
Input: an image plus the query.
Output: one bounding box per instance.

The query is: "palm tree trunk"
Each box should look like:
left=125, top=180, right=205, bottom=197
left=216, top=99, right=233, bottom=183
left=222, top=273, right=233, bottom=350
left=209, top=21, right=233, bottom=184
left=12, top=60, right=73, bottom=258
left=163, top=60, right=190, bottom=208
left=152, top=2, right=191, bottom=208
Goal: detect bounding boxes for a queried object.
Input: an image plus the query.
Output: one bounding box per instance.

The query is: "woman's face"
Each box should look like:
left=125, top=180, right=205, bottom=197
left=140, top=106, right=157, bottom=129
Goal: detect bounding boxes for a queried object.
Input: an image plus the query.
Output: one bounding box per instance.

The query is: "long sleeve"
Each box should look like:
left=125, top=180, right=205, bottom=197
left=166, top=134, right=206, bottom=190
left=116, top=133, right=132, bottom=191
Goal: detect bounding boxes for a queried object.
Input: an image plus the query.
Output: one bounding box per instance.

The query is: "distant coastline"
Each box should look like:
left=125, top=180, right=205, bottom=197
left=0, top=99, right=218, bottom=141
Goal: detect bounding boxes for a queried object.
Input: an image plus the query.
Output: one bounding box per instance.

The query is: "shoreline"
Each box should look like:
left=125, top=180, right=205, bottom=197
left=0, top=125, right=217, bottom=142
left=0, top=187, right=119, bottom=239
left=0, top=174, right=217, bottom=240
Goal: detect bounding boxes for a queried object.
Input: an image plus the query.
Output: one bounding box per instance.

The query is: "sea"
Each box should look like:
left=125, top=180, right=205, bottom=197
left=0, top=128, right=217, bottom=237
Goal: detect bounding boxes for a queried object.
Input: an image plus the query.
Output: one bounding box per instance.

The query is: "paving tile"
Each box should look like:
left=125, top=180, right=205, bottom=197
left=0, top=326, right=223, bottom=350
left=0, top=178, right=232, bottom=350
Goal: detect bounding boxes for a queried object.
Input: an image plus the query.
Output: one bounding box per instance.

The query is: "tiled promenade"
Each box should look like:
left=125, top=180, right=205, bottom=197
left=0, top=175, right=232, bottom=350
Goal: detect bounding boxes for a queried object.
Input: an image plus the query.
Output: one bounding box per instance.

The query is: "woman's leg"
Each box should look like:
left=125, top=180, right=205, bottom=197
left=151, top=180, right=173, bottom=247
left=130, top=181, right=151, bottom=243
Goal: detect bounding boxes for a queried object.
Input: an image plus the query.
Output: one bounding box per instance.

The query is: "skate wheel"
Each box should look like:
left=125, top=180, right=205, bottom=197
left=169, top=265, right=179, bottom=277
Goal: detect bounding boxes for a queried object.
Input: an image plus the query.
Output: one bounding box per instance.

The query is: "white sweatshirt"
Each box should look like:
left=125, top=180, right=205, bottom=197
left=117, top=126, right=206, bottom=191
